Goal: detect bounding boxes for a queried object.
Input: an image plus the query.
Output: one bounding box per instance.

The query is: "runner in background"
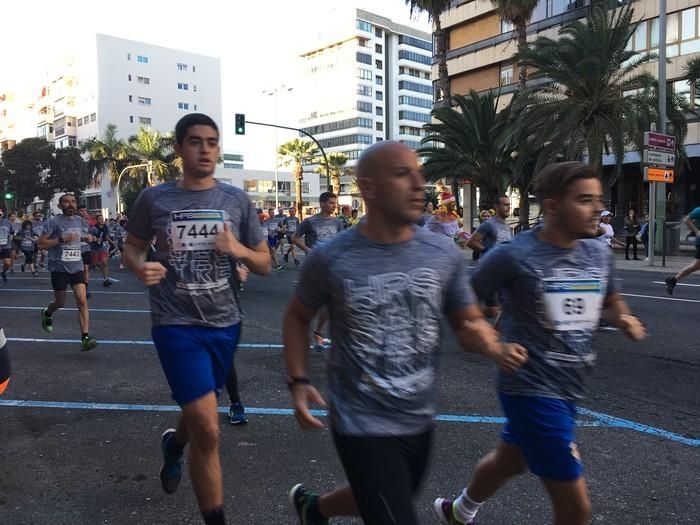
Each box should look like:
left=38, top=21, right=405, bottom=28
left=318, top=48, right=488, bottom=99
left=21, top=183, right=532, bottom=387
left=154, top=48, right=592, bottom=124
left=467, top=196, right=513, bottom=257
left=15, top=220, right=39, bottom=276
left=78, top=205, right=96, bottom=296
left=0, top=327, right=9, bottom=395
left=89, top=214, right=113, bottom=287
left=282, top=206, right=301, bottom=266
left=665, top=205, right=700, bottom=294
left=32, top=211, right=47, bottom=269
left=0, top=211, right=14, bottom=283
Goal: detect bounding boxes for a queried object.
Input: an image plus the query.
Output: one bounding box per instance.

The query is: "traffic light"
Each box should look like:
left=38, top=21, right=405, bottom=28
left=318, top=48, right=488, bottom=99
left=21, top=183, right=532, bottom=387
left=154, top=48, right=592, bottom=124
left=3, top=193, right=11, bottom=200
left=235, top=113, right=246, bottom=135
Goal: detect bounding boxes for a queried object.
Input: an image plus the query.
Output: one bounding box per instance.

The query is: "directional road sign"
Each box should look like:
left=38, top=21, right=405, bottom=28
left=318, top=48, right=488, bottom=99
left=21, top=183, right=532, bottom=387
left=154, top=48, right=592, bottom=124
left=644, top=167, right=674, bottom=183
left=644, top=132, right=676, bottom=151
left=643, top=150, right=675, bottom=167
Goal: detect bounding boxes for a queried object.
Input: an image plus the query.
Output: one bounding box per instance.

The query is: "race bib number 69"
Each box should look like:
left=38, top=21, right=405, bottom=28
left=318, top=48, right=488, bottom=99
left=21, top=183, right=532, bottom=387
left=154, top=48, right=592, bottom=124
left=542, top=278, right=605, bottom=332
left=170, top=210, right=226, bottom=252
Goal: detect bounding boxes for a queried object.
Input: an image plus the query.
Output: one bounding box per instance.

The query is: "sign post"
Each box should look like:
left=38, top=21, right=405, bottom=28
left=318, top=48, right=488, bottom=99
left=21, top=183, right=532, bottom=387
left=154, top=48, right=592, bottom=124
left=643, top=131, right=675, bottom=266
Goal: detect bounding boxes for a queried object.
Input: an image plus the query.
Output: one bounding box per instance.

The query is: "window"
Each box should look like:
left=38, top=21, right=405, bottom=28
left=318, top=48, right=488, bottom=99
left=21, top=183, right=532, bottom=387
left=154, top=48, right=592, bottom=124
left=177, top=63, right=188, bottom=71
left=375, top=43, right=383, bottom=54
left=192, top=65, right=196, bottom=72
left=138, top=76, right=150, bottom=85
left=178, top=102, right=190, bottom=110
left=357, top=68, right=373, bottom=80
left=376, top=122, right=383, bottom=132
left=193, top=85, right=197, bottom=92
left=501, top=19, right=514, bottom=33
left=318, top=134, right=373, bottom=148
left=91, top=113, right=96, bottom=122
left=127, top=53, right=131, bottom=60
left=177, top=82, right=189, bottom=90
left=682, top=7, right=697, bottom=41
left=500, top=63, right=514, bottom=86
left=375, top=27, right=383, bottom=37
left=137, top=97, right=151, bottom=105
left=400, top=139, right=422, bottom=150
left=358, top=37, right=369, bottom=48
left=398, top=35, right=433, bottom=52
left=139, top=117, right=152, bottom=125
left=398, top=95, right=432, bottom=109
left=357, top=20, right=372, bottom=32
left=224, top=153, right=244, bottom=162
left=128, top=95, right=133, bottom=102
left=357, top=52, right=372, bottom=65
left=376, top=137, right=383, bottom=142
left=194, top=104, right=198, bottom=110
left=357, top=101, right=372, bottom=113
left=376, top=106, right=383, bottom=116
left=301, top=117, right=372, bottom=136
left=357, top=85, right=373, bottom=97
left=223, top=163, right=243, bottom=169
left=77, top=118, right=83, bottom=126
left=375, top=59, right=383, bottom=69
left=376, top=75, right=383, bottom=86
left=633, top=20, right=647, bottom=51
left=398, top=81, right=433, bottom=95
left=399, top=110, right=430, bottom=123
left=400, top=125, right=425, bottom=137
left=129, top=116, right=134, bottom=123
left=128, top=74, right=132, bottom=81
left=376, top=91, right=384, bottom=101
left=137, top=55, right=149, bottom=64
left=398, top=50, right=431, bottom=65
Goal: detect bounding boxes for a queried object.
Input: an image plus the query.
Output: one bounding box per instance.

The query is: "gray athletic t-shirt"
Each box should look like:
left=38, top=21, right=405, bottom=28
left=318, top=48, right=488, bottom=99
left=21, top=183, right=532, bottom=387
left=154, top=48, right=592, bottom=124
left=297, top=226, right=476, bottom=436
left=44, top=214, right=88, bottom=274
left=264, top=216, right=283, bottom=238
left=128, top=181, right=264, bottom=328
left=475, top=217, right=512, bottom=253
left=0, top=219, right=12, bottom=250
left=296, top=214, right=343, bottom=248
left=471, top=227, right=617, bottom=402
left=283, top=216, right=300, bottom=235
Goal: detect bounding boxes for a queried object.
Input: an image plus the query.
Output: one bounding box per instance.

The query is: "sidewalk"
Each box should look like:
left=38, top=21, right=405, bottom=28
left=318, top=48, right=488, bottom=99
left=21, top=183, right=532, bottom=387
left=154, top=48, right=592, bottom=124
left=612, top=251, right=695, bottom=274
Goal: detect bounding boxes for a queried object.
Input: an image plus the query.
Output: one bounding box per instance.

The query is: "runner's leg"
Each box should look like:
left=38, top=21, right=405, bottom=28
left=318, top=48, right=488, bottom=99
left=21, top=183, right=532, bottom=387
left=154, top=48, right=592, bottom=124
left=47, top=290, right=67, bottom=315
left=542, top=477, right=591, bottom=525
left=462, top=442, right=528, bottom=502
left=72, top=282, right=89, bottom=334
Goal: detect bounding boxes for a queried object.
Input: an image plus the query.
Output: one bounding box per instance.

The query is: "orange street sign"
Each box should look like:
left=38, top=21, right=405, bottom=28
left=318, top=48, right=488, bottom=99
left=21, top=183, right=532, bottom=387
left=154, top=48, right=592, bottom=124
left=644, top=167, right=674, bottom=183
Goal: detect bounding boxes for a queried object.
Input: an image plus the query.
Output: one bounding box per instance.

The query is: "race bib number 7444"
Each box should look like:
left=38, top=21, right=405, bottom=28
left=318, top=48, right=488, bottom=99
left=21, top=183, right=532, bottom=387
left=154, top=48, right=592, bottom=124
left=170, top=210, right=226, bottom=252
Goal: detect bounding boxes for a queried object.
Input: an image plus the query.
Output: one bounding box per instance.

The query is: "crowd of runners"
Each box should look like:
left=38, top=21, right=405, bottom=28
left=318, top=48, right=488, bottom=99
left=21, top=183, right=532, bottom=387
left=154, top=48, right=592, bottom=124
left=2, top=112, right=700, bottom=525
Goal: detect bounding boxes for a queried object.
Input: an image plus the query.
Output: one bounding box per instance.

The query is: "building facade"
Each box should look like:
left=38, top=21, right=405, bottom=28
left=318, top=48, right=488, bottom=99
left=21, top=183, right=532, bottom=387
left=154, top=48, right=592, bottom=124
left=438, top=0, right=700, bottom=219
left=0, top=92, right=36, bottom=153
left=299, top=8, right=432, bottom=192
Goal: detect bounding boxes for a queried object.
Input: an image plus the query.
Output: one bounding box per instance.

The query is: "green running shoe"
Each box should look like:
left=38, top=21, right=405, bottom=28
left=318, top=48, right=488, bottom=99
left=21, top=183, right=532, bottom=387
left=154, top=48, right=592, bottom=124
left=41, top=308, right=53, bottom=333
left=80, top=336, right=97, bottom=352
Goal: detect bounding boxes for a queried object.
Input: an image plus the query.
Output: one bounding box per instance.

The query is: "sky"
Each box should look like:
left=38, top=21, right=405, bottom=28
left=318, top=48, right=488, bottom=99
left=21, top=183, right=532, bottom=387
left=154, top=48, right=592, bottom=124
left=0, top=0, right=430, bottom=171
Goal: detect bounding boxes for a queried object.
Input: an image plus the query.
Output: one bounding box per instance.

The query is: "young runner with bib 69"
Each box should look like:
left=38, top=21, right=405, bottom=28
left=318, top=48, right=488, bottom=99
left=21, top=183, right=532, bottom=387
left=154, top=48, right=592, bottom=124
left=434, top=162, right=647, bottom=525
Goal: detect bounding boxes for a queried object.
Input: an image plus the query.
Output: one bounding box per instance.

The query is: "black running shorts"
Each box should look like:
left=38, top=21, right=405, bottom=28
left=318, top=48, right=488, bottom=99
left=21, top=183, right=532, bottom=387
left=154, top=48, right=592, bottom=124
left=51, top=271, right=84, bottom=291
left=332, top=428, right=433, bottom=525
left=81, top=251, right=91, bottom=265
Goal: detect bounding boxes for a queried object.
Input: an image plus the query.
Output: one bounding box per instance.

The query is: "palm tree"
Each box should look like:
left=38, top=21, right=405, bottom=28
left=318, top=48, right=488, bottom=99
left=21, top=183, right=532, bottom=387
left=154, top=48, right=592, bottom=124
left=491, top=0, right=539, bottom=90
left=419, top=90, right=511, bottom=209
left=82, top=123, right=128, bottom=186
left=278, top=138, right=318, bottom=219
left=513, top=3, right=655, bottom=193
left=683, top=56, right=700, bottom=85
left=127, top=127, right=179, bottom=186
left=405, top=0, right=452, bottom=104
left=316, top=152, right=348, bottom=196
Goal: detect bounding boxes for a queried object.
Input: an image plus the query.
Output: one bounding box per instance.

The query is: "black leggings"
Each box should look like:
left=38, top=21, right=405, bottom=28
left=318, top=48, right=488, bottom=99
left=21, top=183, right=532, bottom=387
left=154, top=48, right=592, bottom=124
left=333, top=428, right=433, bottom=525
left=625, top=236, right=638, bottom=259
left=225, top=360, right=240, bottom=404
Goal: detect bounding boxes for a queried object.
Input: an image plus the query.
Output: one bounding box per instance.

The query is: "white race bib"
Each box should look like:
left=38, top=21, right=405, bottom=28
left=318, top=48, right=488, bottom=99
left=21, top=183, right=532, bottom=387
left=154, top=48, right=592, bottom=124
left=61, top=248, right=81, bottom=262
left=170, top=209, right=225, bottom=252
left=0, top=238, right=7, bottom=246
left=542, top=278, right=604, bottom=332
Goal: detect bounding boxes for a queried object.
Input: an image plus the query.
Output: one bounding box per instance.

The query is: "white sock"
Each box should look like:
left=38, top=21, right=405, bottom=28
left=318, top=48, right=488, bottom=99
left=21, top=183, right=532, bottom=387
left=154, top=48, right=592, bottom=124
left=454, top=489, right=483, bottom=523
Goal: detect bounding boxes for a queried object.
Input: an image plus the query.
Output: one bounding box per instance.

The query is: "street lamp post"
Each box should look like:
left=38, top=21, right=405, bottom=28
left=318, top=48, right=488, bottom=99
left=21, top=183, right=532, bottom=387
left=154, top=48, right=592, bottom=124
left=115, top=161, right=152, bottom=215
left=263, top=85, right=294, bottom=210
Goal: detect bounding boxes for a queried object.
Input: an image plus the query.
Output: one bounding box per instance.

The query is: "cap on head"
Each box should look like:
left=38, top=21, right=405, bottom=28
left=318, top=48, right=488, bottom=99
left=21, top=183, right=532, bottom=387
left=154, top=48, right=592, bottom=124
left=601, top=210, right=612, bottom=217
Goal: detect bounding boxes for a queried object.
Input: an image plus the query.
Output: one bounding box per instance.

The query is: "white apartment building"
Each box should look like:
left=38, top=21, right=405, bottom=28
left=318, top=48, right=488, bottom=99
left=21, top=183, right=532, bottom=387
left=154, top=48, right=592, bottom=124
left=34, top=33, right=223, bottom=215
left=299, top=8, right=432, bottom=193
left=0, top=91, right=36, bottom=153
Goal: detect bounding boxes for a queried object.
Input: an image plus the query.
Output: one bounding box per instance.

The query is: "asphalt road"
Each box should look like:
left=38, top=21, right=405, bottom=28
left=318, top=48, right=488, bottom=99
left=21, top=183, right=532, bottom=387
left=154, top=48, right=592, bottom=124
left=0, top=256, right=698, bottom=524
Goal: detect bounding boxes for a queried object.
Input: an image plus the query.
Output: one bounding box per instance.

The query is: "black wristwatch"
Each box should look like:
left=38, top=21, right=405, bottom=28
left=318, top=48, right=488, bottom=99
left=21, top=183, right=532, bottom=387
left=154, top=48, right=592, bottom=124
left=287, top=376, right=312, bottom=390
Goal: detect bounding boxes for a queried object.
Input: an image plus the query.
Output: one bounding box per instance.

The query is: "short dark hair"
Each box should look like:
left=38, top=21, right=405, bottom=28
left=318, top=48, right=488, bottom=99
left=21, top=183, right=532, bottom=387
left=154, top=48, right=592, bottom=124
left=533, top=162, right=599, bottom=204
left=22, top=220, right=32, bottom=229
left=59, top=194, right=75, bottom=205
left=495, top=195, right=509, bottom=205
left=175, top=113, right=219, bottom=145
left=319, top=191, right=337, bottom=203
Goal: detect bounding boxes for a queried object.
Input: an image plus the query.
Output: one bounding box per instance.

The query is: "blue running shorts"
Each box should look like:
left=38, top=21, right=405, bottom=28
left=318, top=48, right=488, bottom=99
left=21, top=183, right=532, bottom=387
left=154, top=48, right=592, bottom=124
left=499, top=393, right=583, bottom=481
left=152, top=324, right=241, bottom=406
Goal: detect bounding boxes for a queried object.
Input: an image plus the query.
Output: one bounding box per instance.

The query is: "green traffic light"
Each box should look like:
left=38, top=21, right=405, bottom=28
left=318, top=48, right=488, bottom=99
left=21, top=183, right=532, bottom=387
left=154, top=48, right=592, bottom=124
left=4, top=193, right=12, bottom=200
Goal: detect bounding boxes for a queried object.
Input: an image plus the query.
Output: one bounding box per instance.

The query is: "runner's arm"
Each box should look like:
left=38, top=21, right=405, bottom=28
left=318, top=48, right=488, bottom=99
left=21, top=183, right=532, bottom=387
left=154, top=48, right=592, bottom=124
left=291, top=233, right=309, bottom=252
left=449, top=306, right=528, bottom=373
left=683, top=215, right=700, bottom=236
left=283, top=294, right=327, bottom=429
left=466, top=231, right=485, bottom=252
left=123, top=233, right=167, bottom=286
left=601, top=293, right=646, bottom=341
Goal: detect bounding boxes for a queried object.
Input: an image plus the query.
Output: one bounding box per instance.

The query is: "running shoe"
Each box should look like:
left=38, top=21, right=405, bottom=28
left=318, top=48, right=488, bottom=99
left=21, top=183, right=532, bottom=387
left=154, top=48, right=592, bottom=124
left=20, top=264, right=25, bottom=272
left=311, top=339, right=331, bottom=353
left=665, top=276, right=677, bottom=295
left=103, top=279, right=112, bottom=287
left=433, top=498, right=473, bottom=525
left=284, top=253, right=289, bottom=263
left=40, top=308, right=53, bottom=333
left=1, top=271, right=6, bottom=283
left=80, top=336, right=97, bottom=352
left=159, top=428, right=184, bottom=495
left=294, top=259, right=300, bottom=266
left=228, top=402, right=248, bottom=425
left=289, top=484, right=328, bottom=525
left=32, top=271, right=38, bottom=277
left=276, top=264, right=285, bottom=272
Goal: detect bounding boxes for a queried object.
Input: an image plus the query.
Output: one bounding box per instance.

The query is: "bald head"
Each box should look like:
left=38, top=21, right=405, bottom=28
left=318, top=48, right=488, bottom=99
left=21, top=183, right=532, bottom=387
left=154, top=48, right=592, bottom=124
left=356, top=141, right=413, bottom=181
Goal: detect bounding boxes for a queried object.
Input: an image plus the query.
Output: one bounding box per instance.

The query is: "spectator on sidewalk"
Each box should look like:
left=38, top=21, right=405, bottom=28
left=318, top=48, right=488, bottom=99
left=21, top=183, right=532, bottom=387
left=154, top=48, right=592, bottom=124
left=624, top=209, right=641, bottom=260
